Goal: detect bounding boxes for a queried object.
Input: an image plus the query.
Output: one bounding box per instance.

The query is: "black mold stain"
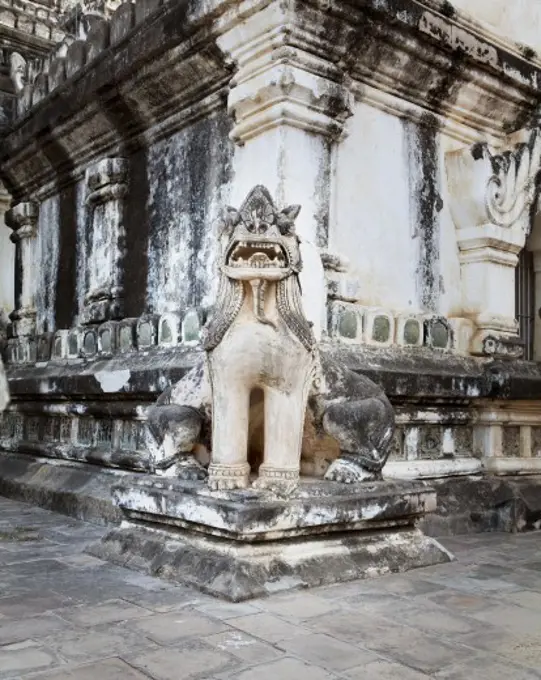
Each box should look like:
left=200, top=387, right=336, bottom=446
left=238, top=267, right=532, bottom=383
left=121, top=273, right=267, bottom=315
left=124, top=147, right=150, bottom=317
left=146, top=110, right=233, bottom=313
left=39, top=132, right=78, bottom=329
left=185, top=112, right=234, bottom=307
left=56, top=182, right=78, bottom=328
left=146, top=138, right=170, bottom=315
left=314, top=139, right=332, bottom=248
left=439, top=1, right=456, bottom=19
left=404, top=115, right=442, bottom=313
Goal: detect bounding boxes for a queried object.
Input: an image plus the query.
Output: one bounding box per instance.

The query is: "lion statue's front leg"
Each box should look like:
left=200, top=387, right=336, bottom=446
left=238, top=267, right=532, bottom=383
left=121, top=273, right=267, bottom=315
left=308, top=352, right=395, bottom=483
left=146, top=362, right=211, bottom=480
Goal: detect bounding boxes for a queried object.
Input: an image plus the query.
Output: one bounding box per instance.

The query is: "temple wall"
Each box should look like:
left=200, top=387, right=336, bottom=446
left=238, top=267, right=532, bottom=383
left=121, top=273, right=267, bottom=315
left=1, top=0, right=541, bottom=483
left=331, top=103, right=463, bottom=318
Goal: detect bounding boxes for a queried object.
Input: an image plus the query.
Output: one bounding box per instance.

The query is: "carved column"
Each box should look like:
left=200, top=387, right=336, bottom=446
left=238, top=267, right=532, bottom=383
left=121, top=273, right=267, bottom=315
left=446, top=129, right=541, bottom=357
left=526, top=217, right=541, bottom=361
left=6, top=200, right=39, bottom=337
left=82, top=157, right=128, bottom=325
left=0, top=182, right=13, bottom=335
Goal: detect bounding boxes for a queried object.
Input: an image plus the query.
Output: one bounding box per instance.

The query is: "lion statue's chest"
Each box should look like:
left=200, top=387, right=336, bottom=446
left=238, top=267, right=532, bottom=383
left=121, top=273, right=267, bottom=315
left=210, top=304, right=311, bottom=390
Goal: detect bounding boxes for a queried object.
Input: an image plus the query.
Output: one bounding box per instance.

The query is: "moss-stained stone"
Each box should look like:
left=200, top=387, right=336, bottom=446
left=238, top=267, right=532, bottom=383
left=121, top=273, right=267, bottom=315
left=182, top=309, right=201, bottom=344
left=372, top=316, right=391, bottom=343
left=451, top=427, right=473, bottom=457
left=419, top=426, right=442, bottom=459
left=338, top=309, right=358, bottom=339
left=503, top=426, right=521, bottom=457
left=389, top=427, right=404, bottom=460
left=531, top=427, right=541, bottom=457
left=403, top=319, right=421, bottom=345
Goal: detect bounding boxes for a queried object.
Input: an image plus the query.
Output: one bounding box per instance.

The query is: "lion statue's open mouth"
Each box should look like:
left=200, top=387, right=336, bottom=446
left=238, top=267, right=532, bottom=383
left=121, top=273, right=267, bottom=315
left=227, top=240, right=288, bottom=270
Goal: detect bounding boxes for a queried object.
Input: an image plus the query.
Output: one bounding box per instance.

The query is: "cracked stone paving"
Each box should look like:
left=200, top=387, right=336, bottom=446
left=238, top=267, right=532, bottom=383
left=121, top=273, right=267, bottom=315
left=0, top=498, right=539, bottom=679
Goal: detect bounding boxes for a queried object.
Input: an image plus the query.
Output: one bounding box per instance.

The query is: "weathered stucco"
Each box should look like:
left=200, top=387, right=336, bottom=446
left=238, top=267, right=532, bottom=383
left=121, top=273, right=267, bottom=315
left=1, top=0, right=541, bottom=486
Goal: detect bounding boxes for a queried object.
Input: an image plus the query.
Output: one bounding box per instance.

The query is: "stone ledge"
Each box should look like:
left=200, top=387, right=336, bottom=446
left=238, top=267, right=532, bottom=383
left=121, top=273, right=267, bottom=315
left=114, top=476, right=437, bottom=541
left=419, top=474, right=541, bottom=535
left=0, top=451, right=137, bottom=525
left=7, top=343, right=541, bottom=402
left=87, top=523, right=451, bottom=601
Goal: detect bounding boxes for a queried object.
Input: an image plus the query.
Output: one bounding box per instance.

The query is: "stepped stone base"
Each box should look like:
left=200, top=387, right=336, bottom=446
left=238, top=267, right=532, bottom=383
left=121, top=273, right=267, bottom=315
left=87, top=477, right=452, bottom=601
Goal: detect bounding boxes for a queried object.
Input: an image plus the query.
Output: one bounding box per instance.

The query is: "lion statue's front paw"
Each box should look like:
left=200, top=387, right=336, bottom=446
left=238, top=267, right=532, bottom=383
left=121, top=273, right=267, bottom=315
left=324, top=458, right=379, bottom=484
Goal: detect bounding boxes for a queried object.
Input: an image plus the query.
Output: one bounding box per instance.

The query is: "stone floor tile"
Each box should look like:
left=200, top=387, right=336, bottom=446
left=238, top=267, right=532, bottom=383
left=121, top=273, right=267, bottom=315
left=129, top=640, right=238, bottom=679
left=361, top=625, right=477, bottom=674
left=421, top=588, right=499, bottom=615
left=251, top=592, right=336, bottom=620
left=195, top=601, right=261, bottom=620
left=57, top=599, right=152, bottom=627
left=218, top=656, right=340, bottom=680
left=120, top=585, right=206, bottom=613
left=0, top=559, right=69, bottom=580
left=0, top=593, right=73, bottom=619
left=344, top=658, right=431, bottom=679
left=470, top=602, right=541, bottom=636
left=204, top=630, right=284, bottom=664
left=421, top=573, right=522, bottom=595
left=0, top=639, right=60, bottom=678
left=30, top=658, right=152, bottom=679
left=0, top=613, right=71, bottom=646
left=368, top=576, right=445, bottom=598
left=125, top=610, right=229, bottom=645
left=276, top=632, right=380, bottom=671
left=227, top=612, right=311, bottom=644
left=480, top=632, right=541, bottom=670
left=41, top=626, right=160, bottom=665
left=374, top=601, right=486, bottom=637
left=312, top=610, right=476, bottom=674
left=500, top=589, right=541, bottom=611
left=434, top=655, right=541, bottom=679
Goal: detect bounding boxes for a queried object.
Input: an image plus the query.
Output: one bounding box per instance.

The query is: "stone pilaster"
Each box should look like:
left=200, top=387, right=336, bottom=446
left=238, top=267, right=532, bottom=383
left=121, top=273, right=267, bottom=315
left=217, top=1, right=352, bottom=338
left=446, top=129, right=541, bottom=357
left=6, top=200, right=39, bottom=338
left=81, top=157, right=128, bottom=325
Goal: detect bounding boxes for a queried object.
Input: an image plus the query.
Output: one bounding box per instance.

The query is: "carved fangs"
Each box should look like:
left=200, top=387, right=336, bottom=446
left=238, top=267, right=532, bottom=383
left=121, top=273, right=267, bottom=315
left=228, top=241, right=287, bottom=268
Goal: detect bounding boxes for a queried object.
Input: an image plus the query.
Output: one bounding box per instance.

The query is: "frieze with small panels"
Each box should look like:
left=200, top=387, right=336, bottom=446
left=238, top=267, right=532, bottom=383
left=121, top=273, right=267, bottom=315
left=0, top=411, right=150, bottom=471
left=390, top=424, right=475, bottom=461
left=328, top=301, right=454, bottom=351
left=4, top=308, right=207, bottom=365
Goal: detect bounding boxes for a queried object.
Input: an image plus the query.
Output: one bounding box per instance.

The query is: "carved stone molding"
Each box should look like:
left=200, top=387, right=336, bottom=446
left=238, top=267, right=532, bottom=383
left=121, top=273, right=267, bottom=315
left=81, top=157, right=128, bottom=325
left=446, top=129, right=541, bottom=356
left=217, top=5, right=353, bottom=144
left=6, top=200, right=39, bottom=337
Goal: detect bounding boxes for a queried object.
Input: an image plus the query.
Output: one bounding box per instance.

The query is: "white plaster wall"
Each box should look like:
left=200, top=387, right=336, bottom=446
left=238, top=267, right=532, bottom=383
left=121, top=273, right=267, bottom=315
left=437, top=133, right=462, bottom=317
left=35, top=195, right=60, bottom=333
left=330, top=102, right=418, bottom=312
left=450, top=0, right=541, bottom=52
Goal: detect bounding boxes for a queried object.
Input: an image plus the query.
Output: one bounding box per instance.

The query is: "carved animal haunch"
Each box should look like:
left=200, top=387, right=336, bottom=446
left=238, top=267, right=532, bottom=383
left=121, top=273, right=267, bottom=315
left=147, top=186, right=395, bottom=492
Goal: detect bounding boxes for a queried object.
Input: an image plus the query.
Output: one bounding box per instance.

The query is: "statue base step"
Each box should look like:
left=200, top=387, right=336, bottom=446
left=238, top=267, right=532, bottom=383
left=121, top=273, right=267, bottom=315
left=86, top=477, right=453, bottom=601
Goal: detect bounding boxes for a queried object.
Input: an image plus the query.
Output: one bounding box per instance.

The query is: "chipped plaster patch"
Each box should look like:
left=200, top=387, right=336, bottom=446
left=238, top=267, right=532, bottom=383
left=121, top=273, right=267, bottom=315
left=95, top=369, right=131, bottom=393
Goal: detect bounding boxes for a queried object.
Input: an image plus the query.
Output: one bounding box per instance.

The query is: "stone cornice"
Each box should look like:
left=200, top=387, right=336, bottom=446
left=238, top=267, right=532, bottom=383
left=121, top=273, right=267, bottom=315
left=3, top=0, right=541, bottom=196
left=299, top=0, right=541, bottom=143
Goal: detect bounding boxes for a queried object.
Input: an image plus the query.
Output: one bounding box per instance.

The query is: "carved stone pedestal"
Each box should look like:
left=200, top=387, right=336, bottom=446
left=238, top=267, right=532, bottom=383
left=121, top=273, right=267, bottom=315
left=88, top=478, right=452, bottom=601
